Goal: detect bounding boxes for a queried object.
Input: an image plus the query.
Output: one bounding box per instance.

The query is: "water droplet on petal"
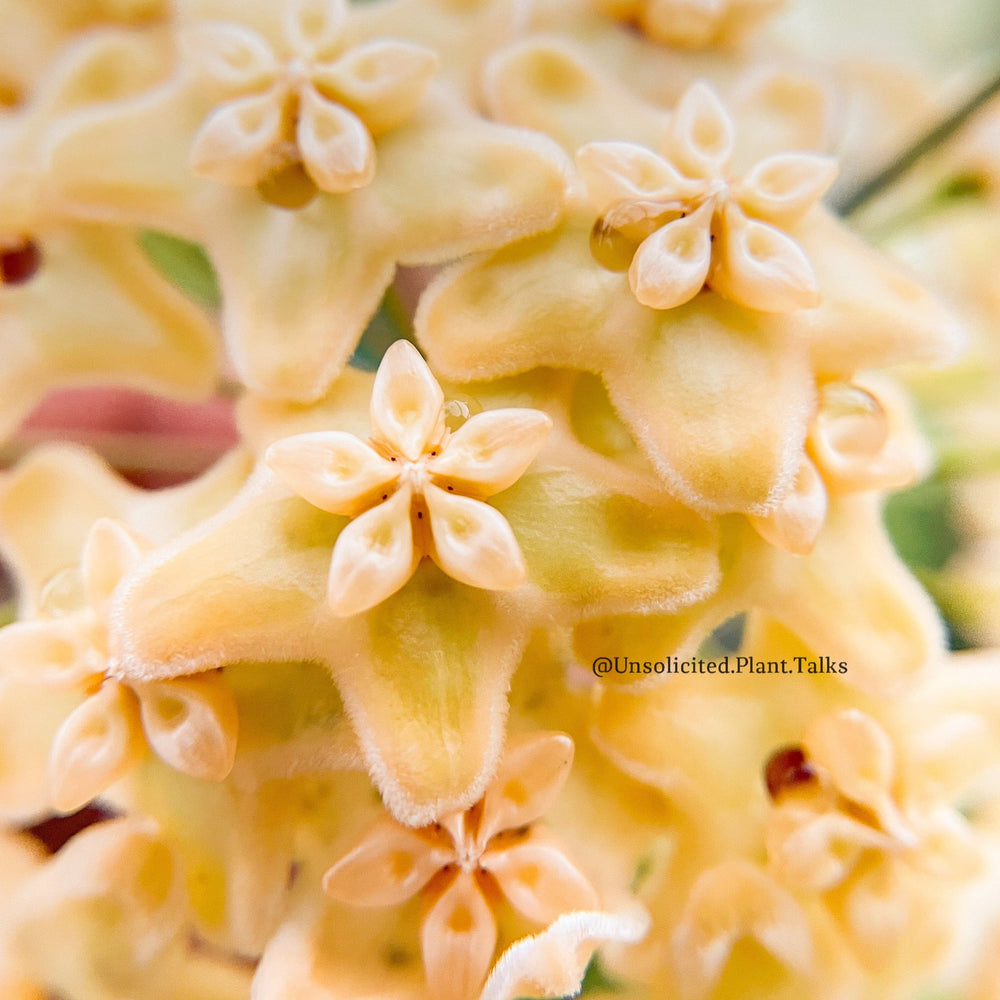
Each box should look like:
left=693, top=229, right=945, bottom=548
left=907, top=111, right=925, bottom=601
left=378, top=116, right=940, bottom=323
left=443, top=394, right=483, bottom=433
left=812, top=383, right=889, bottom=465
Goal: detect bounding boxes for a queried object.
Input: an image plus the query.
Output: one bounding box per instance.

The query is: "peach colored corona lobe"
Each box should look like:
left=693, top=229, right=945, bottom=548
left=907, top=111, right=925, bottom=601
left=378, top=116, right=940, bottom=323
left=0, top=0, right=999, bottom=999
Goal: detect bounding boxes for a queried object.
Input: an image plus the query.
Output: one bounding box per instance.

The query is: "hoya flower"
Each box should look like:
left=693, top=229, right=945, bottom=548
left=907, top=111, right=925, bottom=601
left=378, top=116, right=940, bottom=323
left=264, top=340, right=551, bottom=616
left=579, top=80, right=837, bottom=312
left=598, top=0, right=786, bottom=48
left=43, top=14, right=569, bottom=399
left=0, top=517, right=238, bottom=814
left=423, top=42, right=959, bottom=515
left=0, top=38, right=219, bottom=444
left=763, top=709, right=979, bottom=893
left=182, top=0, right=439, bottom=197
left=322, top=732, right=599, bottom=1000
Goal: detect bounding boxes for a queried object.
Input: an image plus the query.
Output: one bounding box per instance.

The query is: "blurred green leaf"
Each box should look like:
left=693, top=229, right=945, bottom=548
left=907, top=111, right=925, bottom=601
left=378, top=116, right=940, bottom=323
left=883, top=478, right=961, bottom=572
left=348, top=286, right=413, bottom=371
left=138, top=230, right=221, bottom=309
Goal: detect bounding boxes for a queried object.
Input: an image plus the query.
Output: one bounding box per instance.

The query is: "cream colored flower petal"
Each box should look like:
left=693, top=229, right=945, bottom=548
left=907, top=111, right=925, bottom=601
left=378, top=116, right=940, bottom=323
left=283, top=0, right=346, bottom=60
left=322, top=814, right=452, bottom=907
left=327, top=563, right=527, bottom=826
left=804, top=710, right=914, bottom=843
left=482, top=828, right=598, bottom=925
left=427, top=409, right=552, bottom=498
left=265, top=431, right=397, bottom=516
left=421, top=870, right=497, bottom=1000
left=133, top=672, right=238, bottom=781
left=747, top=497, right=945, bottom=696
left=314, top=40, right=439, bottom=135
left=480, top=905, right=650, bottom=1000
left=664, top=82, right=735, bottom=180
left=0, top=677, right=83, bottom=821
left=735, top=152, right=838, bottom=228
left=606, top=301, right=814, bottom=514
left=483, top=41, right=666, bottom=153
left=0, top=620, right=94, bottom=688
left=297, top=87, right=375, bottom=194
left=370, top=340, right=444, bottom=461
left=49, top=682, right=144, bottom=812
left=748, top=456, right=827, bottom=555
left=189, top=90, right=285, bottom=186
left=629, top=202, right=713, bottom=310
left=477, top=732, right=574, bottom=845
left=425, top=485, right=526, bottom=592
left=710, top=205, right=820, bottom=312
left=0, top=445, right=250, bottom=616
left=494, top=467, right=720, bottom=614
left=326, top=485, right=416, bottom=616
left=640, top=0, right=726, bottom=47
left=766, top=805, right=895, bottom=892
left=110, top=469, right=347, bottom=680
left=576, top=141, right=703, bottom=209
left=9, top=818, right=187, bottom=1000
left=795, top=210, right=964, bottom=371
left=179, top=23, right=277, bottom=91
left=672, top=861, right=813, bottom=1000
left=80, top=518, right=150, bottom=618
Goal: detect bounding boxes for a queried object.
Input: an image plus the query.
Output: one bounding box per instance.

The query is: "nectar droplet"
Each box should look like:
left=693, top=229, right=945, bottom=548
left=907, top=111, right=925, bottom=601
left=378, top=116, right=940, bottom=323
left=589, top=199, right=689, bottom=272
left=256, top=161, right=318, bottom=210
left=764, top=745, right=818, bottom=800
left=0, top=238, right=42, bottom=285
left=813, top=383, right=889, bottom=463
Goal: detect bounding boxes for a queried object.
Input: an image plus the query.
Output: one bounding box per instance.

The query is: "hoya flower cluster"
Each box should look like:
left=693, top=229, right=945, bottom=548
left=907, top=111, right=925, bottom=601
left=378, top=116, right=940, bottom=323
left=1, top=1, right=999, bottom=999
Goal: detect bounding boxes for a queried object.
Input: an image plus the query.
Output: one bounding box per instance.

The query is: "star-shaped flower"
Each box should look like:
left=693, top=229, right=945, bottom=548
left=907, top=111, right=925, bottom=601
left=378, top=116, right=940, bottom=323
left=0, top=517, right=238, bottom=816
left=322, top=732, right=599, bottom=1000
left=598, top=0, right=786, bottom=48
left=579, top=80, right=837, bottom=312
left=43, top=20, right=569, bottom=400
left=265, top=340, right=552, bottom=616
left=182, top=0, right=439, bottom=199
left=420, top=42, right=961, bottom=515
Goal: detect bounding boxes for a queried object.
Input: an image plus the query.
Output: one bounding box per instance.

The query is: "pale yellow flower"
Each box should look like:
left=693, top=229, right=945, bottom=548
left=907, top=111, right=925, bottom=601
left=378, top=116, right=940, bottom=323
left=323, top=732, right=600, bottom=1000
left=578, top=80, right=837, bottom=312
left=182, top=0, right=439, bottom=195
left=0, top=518, right=238, bottom=814
left=265, top=340, right=552, bottom=616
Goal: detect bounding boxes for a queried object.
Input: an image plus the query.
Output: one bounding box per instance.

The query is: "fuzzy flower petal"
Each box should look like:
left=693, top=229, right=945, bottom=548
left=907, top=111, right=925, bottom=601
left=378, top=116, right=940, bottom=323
left=326, top=484, right=416, bottom=616
left=189, top=89, right=286, bottom=186
left=133, top=672, right=239, bottom=782
left=370, top=340, right=445, bottom=461
left=426, top=485, right=527, bottom=592
left=629, top=201, right=714, bottom=309
left=48, top=681, right=144, bottom=813
left=426, top=409, right=552, bottom=498
left=422, top=871, right=498, bottom=1000
left=265, top=431, right=398, bottom=516
left=322, top=814, right=453, bottom=907
left=297, top=86, right=376, bottom=193
left=315, top=39, right=440, bottom=135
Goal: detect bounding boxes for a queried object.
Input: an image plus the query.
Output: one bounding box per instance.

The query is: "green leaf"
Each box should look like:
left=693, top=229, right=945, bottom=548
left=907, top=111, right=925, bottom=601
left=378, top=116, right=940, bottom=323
left=349, top=286, right=413, bottom=371
left=138, top=230, right=221, bottom=309
left=883, top=478, right=961, bottom=572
